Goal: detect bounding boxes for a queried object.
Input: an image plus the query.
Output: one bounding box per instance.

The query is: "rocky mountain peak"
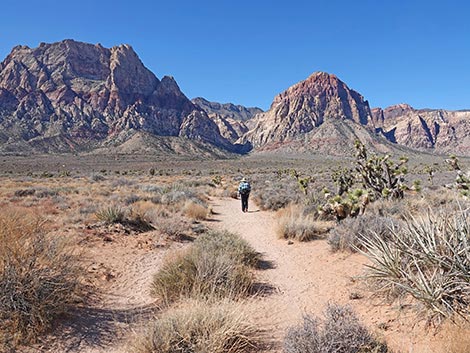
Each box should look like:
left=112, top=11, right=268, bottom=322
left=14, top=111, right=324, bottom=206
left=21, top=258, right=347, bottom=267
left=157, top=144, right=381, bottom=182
left=0, top=40, right=245, bottom=154
left=242, top=71, right=373, bottom=148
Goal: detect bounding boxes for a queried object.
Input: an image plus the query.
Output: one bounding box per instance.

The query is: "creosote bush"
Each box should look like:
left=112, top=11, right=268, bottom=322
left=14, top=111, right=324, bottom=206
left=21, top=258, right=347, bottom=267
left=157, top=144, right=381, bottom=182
left=151, top=230, right=259, bottom=304
left=132, top=300, right=258, bottom=353
left=284, top=303, right=389, bottom=353
left=0, top=209, right=82, bottom=349
left=359, top=209, right=470, bottom=323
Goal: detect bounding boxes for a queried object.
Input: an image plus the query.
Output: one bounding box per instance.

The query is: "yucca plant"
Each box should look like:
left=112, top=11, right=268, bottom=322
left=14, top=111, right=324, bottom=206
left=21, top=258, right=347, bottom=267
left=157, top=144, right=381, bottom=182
left=95, top=205, right=125, bottom=224
left=358, top=209, right=470, bottom=323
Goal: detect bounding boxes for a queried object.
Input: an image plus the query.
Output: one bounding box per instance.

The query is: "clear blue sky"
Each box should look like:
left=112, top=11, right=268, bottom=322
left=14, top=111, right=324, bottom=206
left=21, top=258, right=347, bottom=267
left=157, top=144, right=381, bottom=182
left=1, top=0, right=469, bottom=110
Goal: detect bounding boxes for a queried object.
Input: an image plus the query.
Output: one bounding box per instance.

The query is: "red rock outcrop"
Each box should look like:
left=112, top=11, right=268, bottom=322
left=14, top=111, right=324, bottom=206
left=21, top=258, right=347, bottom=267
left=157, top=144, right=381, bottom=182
left=241, top=72, right=375, bottom=150
left=372, top=104, right=470, bottom=154
left=0, top=40, right=244, bottom=153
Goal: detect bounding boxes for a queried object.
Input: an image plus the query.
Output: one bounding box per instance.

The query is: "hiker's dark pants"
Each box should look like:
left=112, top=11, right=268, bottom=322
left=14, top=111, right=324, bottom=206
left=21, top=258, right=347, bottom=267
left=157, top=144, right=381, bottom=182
left=241, top=193, right=250, bottom=212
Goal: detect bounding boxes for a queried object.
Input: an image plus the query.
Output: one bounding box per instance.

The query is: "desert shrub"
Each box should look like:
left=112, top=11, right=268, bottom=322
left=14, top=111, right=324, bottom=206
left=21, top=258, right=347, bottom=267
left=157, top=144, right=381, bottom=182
left=94, top=205, right=125, bottom=224
left=34, top=187, right=59, bottom=198
left=132, top=300, right=258, bottom=353
left=0, top=210, right=82, bottom=349
left=123, top=194, right=142, bottom=205
left=359, top=210, right=470, bottom=323
left=328, top=214, right=397, bottom=252
left=140, top=184, right=166, bottom=194
left=365, top=198, right=406, bottom=218
left=154, top=215, right=191, bottom=240
left=253, top=179, right=301, bottom=211
left=161, top=187, right=199, bottom=205
left=14, top=188, right=36, bottom=197
left=194, top=231, right=260, bottom=268
left=276, top=205, right=322, bottom=241
left=151, top=231, right=258, bottom=304
left=111, top=177, right=135, bottom=187
left=125, top=204, right=155, bottom=232
left=183, top=200, right=207, bottom=220
left=284, top=303, right=389, bottom=353
left=89, top=173, right=106, bottom=182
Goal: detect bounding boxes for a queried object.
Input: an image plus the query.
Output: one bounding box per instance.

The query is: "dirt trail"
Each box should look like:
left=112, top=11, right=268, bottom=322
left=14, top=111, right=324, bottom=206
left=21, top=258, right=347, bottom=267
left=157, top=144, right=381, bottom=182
left=26, top=198, right=447, bottom=352
left=210, top=197, right=446, bottom=353
left=24, top=232, right=184, bottom=353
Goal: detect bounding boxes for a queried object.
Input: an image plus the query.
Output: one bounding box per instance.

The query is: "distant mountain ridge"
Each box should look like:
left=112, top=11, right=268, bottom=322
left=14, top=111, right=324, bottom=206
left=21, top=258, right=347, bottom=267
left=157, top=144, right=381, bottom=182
left=372, top=104, right=470, bottom=155
left=1, top=39, right=470, bottom=157
left=192, top=97, right=262, bottom=122
left=0, top=39, right=248, bottom=154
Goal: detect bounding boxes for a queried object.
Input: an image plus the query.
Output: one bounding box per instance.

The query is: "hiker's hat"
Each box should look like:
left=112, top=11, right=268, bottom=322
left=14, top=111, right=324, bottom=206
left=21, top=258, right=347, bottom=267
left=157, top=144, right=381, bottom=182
left=241, top=177, right=247, bottom=182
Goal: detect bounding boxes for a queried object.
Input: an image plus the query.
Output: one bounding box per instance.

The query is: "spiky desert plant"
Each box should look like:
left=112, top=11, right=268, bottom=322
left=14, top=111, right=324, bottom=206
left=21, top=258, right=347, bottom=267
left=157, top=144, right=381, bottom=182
left=95, top=205, right=125, bottom=224
left=358, top=209, right=470, bottom=323
left=331, top=167, right=355, bottom=196
left=354, top=140, right=408, bottom=199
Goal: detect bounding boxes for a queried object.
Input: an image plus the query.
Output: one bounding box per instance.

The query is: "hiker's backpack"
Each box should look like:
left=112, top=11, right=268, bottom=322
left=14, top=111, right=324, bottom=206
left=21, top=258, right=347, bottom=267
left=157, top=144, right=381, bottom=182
left=239, top=182, right=251, bottom=195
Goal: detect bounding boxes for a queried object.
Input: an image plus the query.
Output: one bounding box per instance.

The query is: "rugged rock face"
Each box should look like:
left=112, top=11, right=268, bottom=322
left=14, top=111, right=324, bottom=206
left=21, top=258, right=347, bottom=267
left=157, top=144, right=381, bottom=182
left=192, top=97, right=262, bottom=122
left=0, top=40, right=244, bottom=153
left=242, top=72, right=374, bottom=149
left=372, top=104, right=470, bottom=154
left=191, top=97, right=262, bottom=143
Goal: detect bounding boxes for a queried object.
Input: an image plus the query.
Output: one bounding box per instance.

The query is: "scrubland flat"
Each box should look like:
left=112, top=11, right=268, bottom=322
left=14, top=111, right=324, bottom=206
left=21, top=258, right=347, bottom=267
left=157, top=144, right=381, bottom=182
left=1, top=152, right=470, bottom=353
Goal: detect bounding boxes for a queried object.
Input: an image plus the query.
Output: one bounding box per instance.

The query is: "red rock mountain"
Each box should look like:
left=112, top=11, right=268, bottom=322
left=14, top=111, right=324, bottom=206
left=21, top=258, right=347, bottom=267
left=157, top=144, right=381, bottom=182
left=240, top=72, right=385, bottom=154
left=0, top=40, right=247, bottom=154
left=372, top=104, right=470, bottom=155
left=2, top=40, right=469, bottom=156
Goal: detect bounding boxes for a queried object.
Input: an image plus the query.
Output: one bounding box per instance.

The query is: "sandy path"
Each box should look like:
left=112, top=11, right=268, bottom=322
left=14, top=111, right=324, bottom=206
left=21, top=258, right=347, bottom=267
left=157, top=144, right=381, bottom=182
left=24, top=232, right=185, bottom=353
left=209, top=197, right=445, bottom=353
left=24, top=197, right=448, bottom=352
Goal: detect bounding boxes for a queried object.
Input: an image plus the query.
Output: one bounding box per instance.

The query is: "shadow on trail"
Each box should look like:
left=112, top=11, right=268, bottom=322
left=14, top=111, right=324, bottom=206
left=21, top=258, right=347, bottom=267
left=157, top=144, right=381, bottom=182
left=42, top=303, right=158, bottom=352
left=252, top=282, right=278, bottom=297
left=256, top=259, right=276, bottom=270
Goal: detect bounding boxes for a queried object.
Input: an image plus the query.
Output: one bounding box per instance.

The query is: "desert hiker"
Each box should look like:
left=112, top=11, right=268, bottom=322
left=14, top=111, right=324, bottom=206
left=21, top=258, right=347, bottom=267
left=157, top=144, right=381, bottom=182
left=238, top=177, right=251, bottom=212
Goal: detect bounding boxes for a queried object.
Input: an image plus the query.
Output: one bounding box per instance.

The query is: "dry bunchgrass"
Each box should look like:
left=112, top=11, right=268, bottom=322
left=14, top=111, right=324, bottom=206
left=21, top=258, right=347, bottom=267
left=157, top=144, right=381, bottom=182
left=328, top=214, right=397, bottom=252
left=284, top=303, right=390, bottom=353
left=151, top=230, right=259, bottom=304
left=359, top=209, right=470, bottom=323
left=276, top=204, right=322, bottom=241
left=131, top=299, right=259, bottom=353
left=0, top=208, right=82, bottom=349
left=183, top=200, right=208, bottom=220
